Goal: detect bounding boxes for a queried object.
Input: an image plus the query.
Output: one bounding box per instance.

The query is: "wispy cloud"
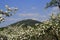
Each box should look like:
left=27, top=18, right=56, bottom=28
left=18, top=13, right=40, bottom=17
left=31, top=7, right=37, bottom=10
left=51, top=6, right=60, bottom=14
left=6, top=18, right=18, bottom=21
left=5, top=13, right=48, bottom=22
left=17, top=13, right=48, bottom=21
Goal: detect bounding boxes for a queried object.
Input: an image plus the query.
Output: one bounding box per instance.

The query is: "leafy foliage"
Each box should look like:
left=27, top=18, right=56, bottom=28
left=46, top=0, right=60, bottom=8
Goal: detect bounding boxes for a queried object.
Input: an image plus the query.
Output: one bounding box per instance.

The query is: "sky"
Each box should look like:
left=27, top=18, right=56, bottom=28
left=0, top=0, right=59, bottom=27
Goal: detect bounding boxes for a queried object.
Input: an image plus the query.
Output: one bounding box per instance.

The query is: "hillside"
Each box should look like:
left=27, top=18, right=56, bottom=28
left=10, top=19, right=41, bottom=26
left=0, top=19, right=41, bottom=31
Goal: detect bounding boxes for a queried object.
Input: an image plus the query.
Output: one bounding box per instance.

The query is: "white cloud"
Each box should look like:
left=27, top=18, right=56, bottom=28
left=52, top=6, right=60, bottom=14
left=17, top=13, right=48, bottom=21
left=31, top=7, right=36, bottom=9
left=6, top=18, right=18, bottom=21
left=5, top=13, right=48, bottom=22
left=18, top=13, right=40, bottom=17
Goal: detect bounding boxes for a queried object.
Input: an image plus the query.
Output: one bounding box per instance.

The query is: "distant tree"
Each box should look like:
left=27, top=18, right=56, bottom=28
left=46, top=0, right=60, bottom=9
left=0, top=5, right=18, bottom=23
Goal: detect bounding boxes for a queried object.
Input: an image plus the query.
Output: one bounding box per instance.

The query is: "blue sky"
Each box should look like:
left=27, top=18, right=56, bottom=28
left=0, top=0, right=59, bottom=27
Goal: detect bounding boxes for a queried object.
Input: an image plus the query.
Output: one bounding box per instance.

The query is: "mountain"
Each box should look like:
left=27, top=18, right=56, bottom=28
left=11, top=19, right=41, bottom=26
left=9, top=19, right=41, bottom=28
left=0, top=19, right=41, bottom=31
